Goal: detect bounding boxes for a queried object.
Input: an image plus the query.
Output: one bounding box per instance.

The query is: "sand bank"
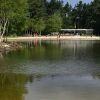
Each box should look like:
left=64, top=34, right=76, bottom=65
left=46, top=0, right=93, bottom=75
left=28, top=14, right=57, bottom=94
left=7, top=36, right=100, bottom=41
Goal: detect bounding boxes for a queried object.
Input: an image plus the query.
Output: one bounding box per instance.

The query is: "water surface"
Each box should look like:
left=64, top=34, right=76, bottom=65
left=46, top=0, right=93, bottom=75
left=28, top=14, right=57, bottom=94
left=0, top=40, right=100, bottom=100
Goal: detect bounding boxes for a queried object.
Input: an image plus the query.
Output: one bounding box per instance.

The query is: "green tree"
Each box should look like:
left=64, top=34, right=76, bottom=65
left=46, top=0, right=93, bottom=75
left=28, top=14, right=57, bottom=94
left=0, top=0, right=28, bottom=40
left=28, top=0, right=46, bottom=19
left=62, top=2, right=73, bottom=28
left=26, top=0, right=46, bottom=35
left=46, top=0, right=63, bottom=16
left=46, top=12, right=63, bottom=33
left=33, top=18, right=46, bottom=35
left=92, top=0, right=100, bottom=35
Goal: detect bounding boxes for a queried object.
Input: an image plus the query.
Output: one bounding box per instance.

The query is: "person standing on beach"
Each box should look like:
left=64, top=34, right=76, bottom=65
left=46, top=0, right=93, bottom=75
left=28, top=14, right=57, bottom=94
left=57, top=32, right=60, bottom=38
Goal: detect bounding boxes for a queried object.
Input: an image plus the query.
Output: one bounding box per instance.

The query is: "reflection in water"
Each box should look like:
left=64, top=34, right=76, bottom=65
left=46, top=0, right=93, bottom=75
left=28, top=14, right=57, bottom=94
left=0, top=40, right=100, bottom=100
left=0, top=73, right=45, bottom=100
left=0, top=73, right=28, bottom=100
left=0, top=53, right=3, bottom=59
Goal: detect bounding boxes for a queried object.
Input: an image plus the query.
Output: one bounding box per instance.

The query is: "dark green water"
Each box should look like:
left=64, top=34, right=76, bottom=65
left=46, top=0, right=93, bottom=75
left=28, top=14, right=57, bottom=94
left=0, top=40, right=100, bottom=100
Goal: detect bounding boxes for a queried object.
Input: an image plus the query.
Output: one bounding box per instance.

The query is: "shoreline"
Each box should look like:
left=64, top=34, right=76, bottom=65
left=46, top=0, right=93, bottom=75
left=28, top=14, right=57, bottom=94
left=0, top=36, right=100, bottom=55
left=0, top=42, right=22, bottom=54
left=6, top=36, right=100, bottom=41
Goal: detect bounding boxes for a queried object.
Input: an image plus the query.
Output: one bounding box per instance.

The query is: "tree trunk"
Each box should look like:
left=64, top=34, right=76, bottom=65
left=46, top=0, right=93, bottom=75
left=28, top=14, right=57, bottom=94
left=0, top=25, right=1, bottom=35
left=0, top=25, right=2, bottom=43
left=40, top=31, right=41, bottom=36
left=0, top=19, right=8, bottom=42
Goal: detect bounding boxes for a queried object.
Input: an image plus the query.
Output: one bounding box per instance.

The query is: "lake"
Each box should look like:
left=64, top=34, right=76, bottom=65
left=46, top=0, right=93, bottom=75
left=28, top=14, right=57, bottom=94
left=0, top=40, right=100, bottom=100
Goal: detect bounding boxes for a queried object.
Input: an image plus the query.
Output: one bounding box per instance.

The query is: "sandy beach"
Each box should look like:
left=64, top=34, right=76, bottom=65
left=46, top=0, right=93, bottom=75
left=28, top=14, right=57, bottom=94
left=6, top=36, right=100, bottom=41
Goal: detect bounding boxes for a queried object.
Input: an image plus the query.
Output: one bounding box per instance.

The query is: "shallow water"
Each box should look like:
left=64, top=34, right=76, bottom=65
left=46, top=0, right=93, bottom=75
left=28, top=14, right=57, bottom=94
left=0, top=40, right=100, bottom=100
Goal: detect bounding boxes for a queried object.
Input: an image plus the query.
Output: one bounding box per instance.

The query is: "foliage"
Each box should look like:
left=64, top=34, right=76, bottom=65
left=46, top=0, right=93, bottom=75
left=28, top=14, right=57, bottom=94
left=0, top=0, right=28, bottom=38
left=0, top=0, right=100, bottom=36
left=34, top=18, right=46, bottom=35
left=46, top=12, right=63, bottom=32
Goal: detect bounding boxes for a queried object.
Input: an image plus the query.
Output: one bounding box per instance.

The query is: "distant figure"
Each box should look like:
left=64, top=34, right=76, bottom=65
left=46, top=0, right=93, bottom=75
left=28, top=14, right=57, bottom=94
left=57, top=32, right=60, bottom=38
left=34, top=32, right=38, bottom=37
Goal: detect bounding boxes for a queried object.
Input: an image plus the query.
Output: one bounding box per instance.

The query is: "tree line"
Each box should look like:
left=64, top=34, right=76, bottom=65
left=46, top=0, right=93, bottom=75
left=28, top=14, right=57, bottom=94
left=0, top=0, right=100, bottom=38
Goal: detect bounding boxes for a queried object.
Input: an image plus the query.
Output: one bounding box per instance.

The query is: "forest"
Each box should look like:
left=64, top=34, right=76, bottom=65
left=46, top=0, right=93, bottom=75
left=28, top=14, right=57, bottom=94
left=0, top=0, right=100, bottom=38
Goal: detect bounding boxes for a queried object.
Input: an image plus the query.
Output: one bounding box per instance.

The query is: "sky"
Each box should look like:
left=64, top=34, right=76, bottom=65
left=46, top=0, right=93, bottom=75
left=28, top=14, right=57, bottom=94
left=63, top=0, right=93, bottom=7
